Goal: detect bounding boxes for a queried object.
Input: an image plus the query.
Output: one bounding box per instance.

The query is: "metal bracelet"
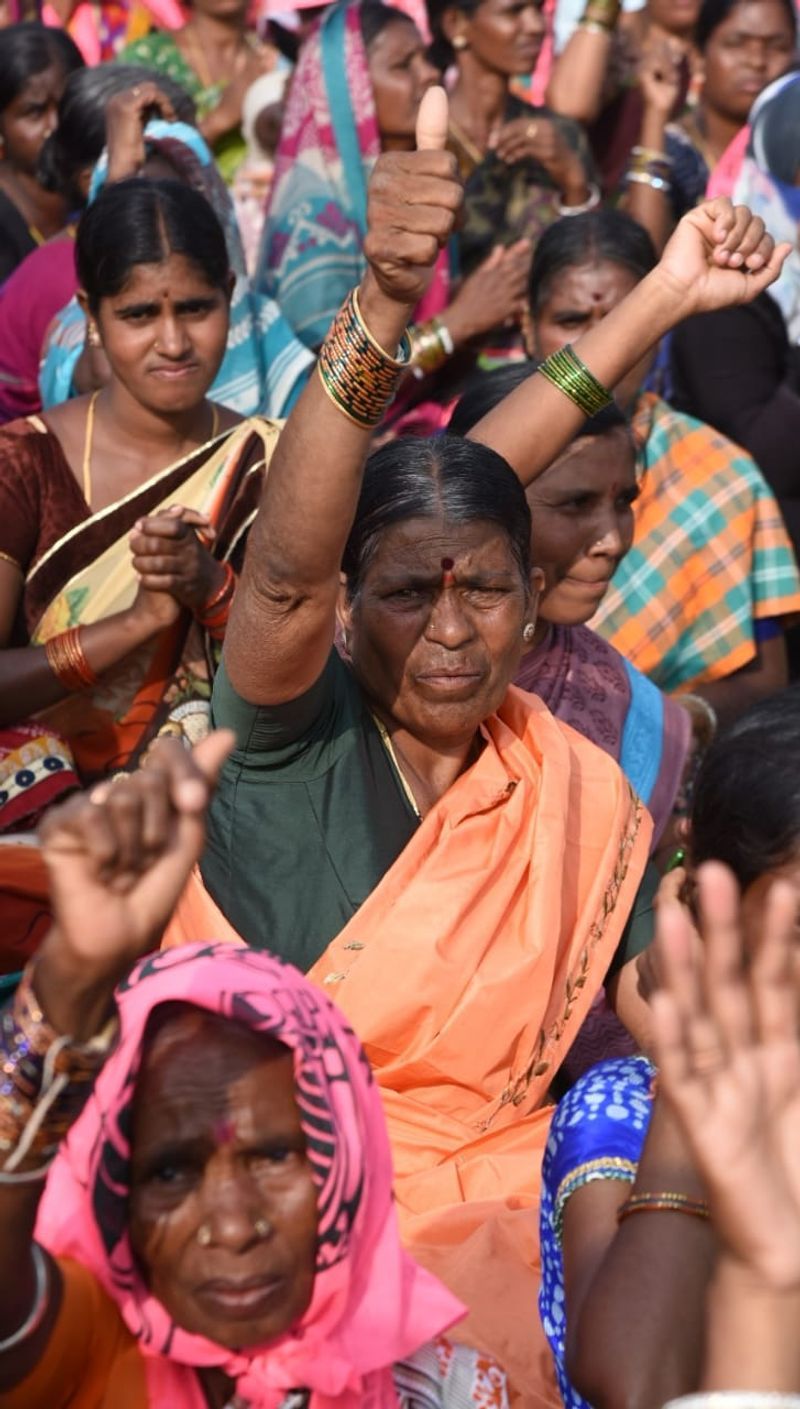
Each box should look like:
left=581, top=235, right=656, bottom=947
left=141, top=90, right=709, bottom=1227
left=0, top=1244, right=49, bottom=1353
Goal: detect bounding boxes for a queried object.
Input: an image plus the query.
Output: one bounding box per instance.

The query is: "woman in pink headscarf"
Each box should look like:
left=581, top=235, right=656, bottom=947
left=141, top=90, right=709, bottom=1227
left=0, top=732, right=503, bottom=1408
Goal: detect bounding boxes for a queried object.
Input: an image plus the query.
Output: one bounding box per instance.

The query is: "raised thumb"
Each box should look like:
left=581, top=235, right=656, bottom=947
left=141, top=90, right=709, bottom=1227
left=416, top=85, right=449, bottom=152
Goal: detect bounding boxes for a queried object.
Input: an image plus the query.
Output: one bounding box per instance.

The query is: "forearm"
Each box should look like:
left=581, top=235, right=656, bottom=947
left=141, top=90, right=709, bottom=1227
left=703, top=1259, right=800, bottom=1392
left=546, top=28, right=615, bottom=123
left=0, top=939, right=118, bottom=1377
left=568, top=1101, right=714, bottom=1409
left=225, top=271, right=413, bottom=702
left=621, top=110, right=673, bottom=253
left=0, top=607, right=165, bottom=728
left=690, top=635, right=788, bottom=731
left=470, top=268, right=684, bottom=484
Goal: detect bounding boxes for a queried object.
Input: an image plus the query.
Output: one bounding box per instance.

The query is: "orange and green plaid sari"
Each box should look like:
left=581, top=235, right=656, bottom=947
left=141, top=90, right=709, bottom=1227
left=592, top=392, right=800, bottom=692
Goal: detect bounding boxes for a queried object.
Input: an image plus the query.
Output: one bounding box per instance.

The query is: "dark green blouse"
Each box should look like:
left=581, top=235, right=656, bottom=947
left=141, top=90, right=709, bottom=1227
left=202, top=651, right=657, bottom=973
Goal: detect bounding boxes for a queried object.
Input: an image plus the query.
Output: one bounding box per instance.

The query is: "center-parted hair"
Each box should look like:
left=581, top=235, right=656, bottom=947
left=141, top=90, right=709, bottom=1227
left=342, top=434, right=532, bottom=596
left=0, top=21, right=83, bottom=115
left=75, top=178, right=230, bottom=312
left=528, top=209, right=658, bottom=316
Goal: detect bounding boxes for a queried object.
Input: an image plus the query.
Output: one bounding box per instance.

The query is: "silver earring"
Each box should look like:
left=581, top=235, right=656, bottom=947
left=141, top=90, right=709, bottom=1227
left=87, top=323, right=101, bottom=348
left=522, top=622, right=536, bottom=643
left=196, top=1223, right=212, bottom=1247
left=254, top=1217, right=270, bottom=1239
left=452, top=33, right=468, bottom=48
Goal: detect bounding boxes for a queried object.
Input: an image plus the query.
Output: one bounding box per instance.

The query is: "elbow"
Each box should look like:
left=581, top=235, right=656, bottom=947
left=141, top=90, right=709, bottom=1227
left=568, top=1352, right=666, bottom=1409
left=545, top=85, right=602, bottom=124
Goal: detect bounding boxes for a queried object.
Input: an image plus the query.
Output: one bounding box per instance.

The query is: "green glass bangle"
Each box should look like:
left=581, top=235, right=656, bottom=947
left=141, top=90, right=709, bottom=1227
left=537, top=344, right=613, bottom=418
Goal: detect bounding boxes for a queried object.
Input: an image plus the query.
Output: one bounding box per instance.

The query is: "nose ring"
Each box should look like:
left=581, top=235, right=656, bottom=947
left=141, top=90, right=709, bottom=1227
left=197, top=1224, right=212, bottom=1247
left=254, top=1217, right=270, bottom=1239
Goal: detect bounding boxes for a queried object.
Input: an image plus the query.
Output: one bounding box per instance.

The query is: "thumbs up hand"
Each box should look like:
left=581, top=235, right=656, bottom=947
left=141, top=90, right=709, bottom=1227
left=363, top=86, right=463, bottom=307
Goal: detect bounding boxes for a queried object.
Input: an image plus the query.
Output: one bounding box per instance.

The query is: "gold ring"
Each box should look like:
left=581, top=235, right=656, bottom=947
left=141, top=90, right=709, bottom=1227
left=526, top=122, right=538, bottom=140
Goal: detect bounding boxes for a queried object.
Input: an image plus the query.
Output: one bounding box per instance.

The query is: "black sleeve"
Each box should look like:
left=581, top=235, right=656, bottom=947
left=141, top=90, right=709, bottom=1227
left=670, top=297, right=800, bottom=502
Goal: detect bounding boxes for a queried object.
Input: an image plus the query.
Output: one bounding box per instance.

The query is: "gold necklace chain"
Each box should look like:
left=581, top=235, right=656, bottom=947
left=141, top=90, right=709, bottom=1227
left=81, top=394, right=220, bottom=508
left=371, top=713, right=422, bottom=819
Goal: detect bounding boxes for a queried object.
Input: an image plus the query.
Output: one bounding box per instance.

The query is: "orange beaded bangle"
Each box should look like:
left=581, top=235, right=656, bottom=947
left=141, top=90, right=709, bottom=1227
left=44, top=627, right=98, bottom=692
left=617, top=1191, right=710, bottom=1224
left=195, top=561, right=236, bottom=640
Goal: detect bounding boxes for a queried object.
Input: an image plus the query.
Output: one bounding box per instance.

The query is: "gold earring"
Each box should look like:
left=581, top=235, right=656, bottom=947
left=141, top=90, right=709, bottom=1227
left=522, top=622, right=536, bottom=643
left=254, top=1217, right=270, bottom=1238
left=196, top=1224, right=212, bottom=1247
left=87, top=323, right=101, bottom=348
left=452, top=33, right=468, bottom=49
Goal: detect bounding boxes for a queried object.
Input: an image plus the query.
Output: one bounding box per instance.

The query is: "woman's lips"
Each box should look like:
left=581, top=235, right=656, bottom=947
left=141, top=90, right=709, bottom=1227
left=149, top=363, right=200, bottom=379
left=196, top=1274, right=285, bottom=1319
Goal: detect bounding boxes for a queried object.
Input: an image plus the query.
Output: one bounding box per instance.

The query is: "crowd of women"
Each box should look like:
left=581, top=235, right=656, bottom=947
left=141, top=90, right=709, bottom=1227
left=1, top=0, right=800, bottom=1404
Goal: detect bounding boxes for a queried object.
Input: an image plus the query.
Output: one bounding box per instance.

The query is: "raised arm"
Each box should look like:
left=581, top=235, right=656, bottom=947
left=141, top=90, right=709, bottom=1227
left=0, top=731, right=233, bottom=1394
left=469, top=200, right=790, bottom=486
left=222, top=88, right=461, bottom=709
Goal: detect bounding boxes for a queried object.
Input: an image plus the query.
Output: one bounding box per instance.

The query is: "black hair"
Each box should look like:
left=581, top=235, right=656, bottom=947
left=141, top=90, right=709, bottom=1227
left=528, top=209, right=658, bottom=316
left=342, top=434, right=532, bottom=595
left=360, top=0, right=417, bottom=49
left=695, top=0, right=796, bottom=49
left=448, top=362, right=629, bottom=439
left=38, top=64, right=197, bottom=201
left=0, top=21, right=83, bottom=115
left=690, top=687, right=800, bottom=891
left=425, top=0, right=480, bottom=70
left=75, top=178, right=230, bottom=313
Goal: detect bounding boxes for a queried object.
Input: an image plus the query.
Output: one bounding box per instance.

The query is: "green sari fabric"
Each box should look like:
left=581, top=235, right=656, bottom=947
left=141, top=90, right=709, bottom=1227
left=117, top=31, right=247, bottom=182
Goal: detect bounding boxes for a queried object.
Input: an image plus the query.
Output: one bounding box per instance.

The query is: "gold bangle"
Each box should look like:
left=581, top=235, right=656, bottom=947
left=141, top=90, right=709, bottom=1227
left=537, top=344, right=613, bottom=418
left=617, top=1191, right=710, bottom=1224
left=318, top=289, right=411, bottom=430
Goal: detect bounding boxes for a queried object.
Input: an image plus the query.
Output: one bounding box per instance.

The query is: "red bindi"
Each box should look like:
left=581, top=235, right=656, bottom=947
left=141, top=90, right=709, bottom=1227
left=212, top=1118, right=237, bottom=1146
left=441, top=556, right=455, bottom=588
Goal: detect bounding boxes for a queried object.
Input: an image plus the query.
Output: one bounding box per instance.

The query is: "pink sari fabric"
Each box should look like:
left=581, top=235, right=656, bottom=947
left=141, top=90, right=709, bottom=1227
left=0, top=238, right=76, bottom=424
left=36, top=944, right=464, bottom=1409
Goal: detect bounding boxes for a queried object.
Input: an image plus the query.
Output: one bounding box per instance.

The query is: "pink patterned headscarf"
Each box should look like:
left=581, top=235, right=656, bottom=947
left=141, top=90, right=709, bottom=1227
left=36, top=944, right=464, bottom=1409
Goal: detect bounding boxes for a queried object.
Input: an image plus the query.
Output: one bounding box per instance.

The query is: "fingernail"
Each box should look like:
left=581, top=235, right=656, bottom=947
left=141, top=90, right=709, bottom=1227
left=176, top=779, right=207, bottom=810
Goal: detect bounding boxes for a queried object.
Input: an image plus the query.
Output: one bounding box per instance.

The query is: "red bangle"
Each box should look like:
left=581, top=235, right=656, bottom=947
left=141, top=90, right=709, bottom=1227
left=44, top=627, right=99, bottom=691
left=196, top=562, right=235, bottom=621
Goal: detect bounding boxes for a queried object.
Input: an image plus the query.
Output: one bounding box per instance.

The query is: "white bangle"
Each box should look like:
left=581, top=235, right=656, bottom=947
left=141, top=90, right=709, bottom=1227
left=556, top=183, right=601, bottom=216
left=0, top=1244, right=49, bottom=1352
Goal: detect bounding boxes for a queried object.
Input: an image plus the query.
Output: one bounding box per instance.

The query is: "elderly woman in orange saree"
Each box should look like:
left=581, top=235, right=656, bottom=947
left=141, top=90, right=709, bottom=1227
left=161, top=86, right=787, bottom=1409
left=0, top=177, right=278, bottom=968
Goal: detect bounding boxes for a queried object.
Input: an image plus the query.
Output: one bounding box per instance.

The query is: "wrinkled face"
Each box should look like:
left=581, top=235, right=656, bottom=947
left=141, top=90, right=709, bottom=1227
left=530, top=260, right=649, bottom=411
left=91, top=252, right=230, bottom=416
left=647, top=0, right=703, bottom=38
left=703, top=0, right=796, bottom=122
left=0, top=62, right=66, bottom=174
left=450, top=0, right=546, bottom=76
left=129, top=1009, right=319, bottom=1351
left=368, top=19, right=439, bottom=149
left=340, top=516, right=537, bottom=746
left=527, top=428, right=638, bottom=626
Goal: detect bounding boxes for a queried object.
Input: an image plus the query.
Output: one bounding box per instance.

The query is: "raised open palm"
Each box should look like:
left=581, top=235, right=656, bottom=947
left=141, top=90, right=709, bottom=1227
left=652, top=863, right=800, bottom=1290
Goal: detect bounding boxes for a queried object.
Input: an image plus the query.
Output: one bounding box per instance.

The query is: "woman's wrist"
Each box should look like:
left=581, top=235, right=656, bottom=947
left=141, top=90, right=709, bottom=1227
left=703, top=1255, right=800, bottom=1390
left=32, top=935, right=122, bottom=1041
left=357, top=269, right=415, bottom=354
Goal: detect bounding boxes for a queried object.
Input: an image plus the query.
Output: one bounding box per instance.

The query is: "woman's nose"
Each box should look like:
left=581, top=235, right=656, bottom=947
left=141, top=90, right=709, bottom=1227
left=426, top=590, right=474, bottom=645
left=589, top=520, right=624, bottom=559
left=200, top=1164, right=271, bottom=1252
left=155, top=315, right=190, bottom=358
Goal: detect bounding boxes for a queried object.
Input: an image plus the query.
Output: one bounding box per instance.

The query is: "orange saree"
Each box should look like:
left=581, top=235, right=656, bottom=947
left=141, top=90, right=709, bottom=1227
left=164, top=687, right=652, bottom=1406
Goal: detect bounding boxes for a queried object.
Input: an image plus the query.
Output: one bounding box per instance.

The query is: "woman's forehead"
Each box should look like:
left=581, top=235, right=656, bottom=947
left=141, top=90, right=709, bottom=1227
left=365, top=516, right=520, bottom=576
